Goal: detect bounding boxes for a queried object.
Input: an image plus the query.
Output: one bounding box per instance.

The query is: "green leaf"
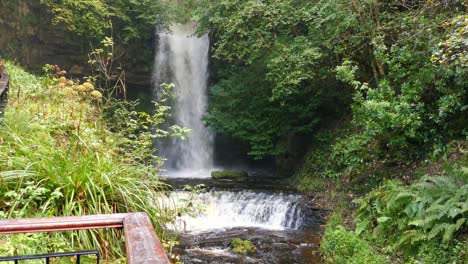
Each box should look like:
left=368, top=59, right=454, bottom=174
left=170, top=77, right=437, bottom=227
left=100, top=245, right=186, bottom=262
left=377, top=216, right=391, bottom=223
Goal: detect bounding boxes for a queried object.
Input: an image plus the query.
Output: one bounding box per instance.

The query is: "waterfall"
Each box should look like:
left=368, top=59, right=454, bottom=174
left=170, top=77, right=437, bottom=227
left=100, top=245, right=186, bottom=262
left=167, top=191, right=305, bottom=232
left=153, top=24, right=213, bottom=176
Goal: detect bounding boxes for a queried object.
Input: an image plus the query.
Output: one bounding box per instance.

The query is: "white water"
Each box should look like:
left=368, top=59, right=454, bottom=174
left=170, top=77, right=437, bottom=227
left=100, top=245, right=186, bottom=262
left=153, top=24, right=214, bottom=176
left=166, top=191, right=304, bottom=233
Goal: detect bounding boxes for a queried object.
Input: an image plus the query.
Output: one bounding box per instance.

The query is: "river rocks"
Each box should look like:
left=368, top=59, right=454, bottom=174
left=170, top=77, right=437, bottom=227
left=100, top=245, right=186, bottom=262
left=229, top=238, right=256, bottom=254
left=211, top=170, right=248, bottom=179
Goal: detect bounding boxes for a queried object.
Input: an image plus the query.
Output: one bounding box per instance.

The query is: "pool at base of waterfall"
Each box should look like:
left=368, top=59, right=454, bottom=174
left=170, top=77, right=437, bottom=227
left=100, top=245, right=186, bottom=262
left=165, top=189, right=326, bottom=263
left=174, top=227, right=323, bottom=263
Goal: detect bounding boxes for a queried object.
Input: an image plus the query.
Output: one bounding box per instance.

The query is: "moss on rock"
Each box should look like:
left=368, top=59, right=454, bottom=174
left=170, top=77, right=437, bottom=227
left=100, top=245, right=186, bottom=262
left=211, top=170, right=248, bottom=179
left=229, top=238, right=256, bottom=255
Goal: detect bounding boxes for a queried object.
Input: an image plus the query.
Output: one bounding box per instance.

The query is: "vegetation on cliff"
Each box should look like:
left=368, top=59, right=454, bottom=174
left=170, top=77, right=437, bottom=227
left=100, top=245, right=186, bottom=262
left=39, top=0, right=170, bottom=43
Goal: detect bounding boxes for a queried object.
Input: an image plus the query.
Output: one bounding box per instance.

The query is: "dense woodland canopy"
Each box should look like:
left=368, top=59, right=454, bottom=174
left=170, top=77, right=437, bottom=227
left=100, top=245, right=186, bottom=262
left=198, top=0, right=467, bottom=160
left=0, top=0, right=467, bottom=263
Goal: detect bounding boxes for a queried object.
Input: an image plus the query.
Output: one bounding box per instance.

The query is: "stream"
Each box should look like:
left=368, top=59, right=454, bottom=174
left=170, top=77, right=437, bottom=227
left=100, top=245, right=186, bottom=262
left=153, top=24, right=325, bottom=263
left=163, top=177, right=325, bottom=263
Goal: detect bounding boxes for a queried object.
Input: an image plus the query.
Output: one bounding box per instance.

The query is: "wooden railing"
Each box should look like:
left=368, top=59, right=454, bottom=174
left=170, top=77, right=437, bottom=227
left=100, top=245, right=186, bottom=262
left=0, top=213, right=170, bottom=264
left=0, top=67, right=8, bottom=117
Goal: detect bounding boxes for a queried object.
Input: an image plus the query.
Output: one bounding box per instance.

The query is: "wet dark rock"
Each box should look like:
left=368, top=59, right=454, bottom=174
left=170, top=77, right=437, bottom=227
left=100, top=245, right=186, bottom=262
left=163, top=176, right=296, bottom=192
left=211, top=170, right=249, bottom=179
left=174, top=228, right=324, bottom=264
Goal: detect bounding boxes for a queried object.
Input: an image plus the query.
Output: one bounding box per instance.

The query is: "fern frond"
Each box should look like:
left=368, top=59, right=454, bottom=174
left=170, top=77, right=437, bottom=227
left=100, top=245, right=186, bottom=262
left=454, top=218, right=466, bottom=230
left=427, top=223, right=450, bottom=240
left=448, top=207, right=462, bottom=219
left=397, top=230, right=425, bottom=248
left=408, top=219, right=425, bottom=227
left=442, top=224, right=457, bottom=243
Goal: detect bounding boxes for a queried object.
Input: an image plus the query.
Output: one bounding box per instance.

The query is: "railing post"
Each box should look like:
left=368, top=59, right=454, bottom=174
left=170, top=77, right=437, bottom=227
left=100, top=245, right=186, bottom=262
left=124, top=213, right=170, bottom=264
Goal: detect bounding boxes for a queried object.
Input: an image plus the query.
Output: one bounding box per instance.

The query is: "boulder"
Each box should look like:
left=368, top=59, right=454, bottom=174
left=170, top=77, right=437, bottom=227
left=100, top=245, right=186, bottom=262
left=211, top=170, right=248, bottom=179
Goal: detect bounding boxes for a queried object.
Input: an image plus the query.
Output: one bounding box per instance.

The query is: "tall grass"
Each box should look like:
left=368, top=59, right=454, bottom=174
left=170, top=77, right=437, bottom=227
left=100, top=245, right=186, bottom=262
left=0, top=62, right=182, bottom=259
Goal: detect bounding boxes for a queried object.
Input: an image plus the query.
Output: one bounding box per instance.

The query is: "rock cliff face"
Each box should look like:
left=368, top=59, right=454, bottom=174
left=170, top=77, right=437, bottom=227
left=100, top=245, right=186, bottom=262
left=0, top=0, right=154, bottom=88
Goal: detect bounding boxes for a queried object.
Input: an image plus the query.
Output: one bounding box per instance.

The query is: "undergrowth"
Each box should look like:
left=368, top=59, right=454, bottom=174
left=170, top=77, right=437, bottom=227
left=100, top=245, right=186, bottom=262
left=354, top=162, right=468, bottom=262
left=0, top=61, right=189, bottom=260
left=321, top=213, right=389, bottom=264
left=316, top=145, right=468, bottom=263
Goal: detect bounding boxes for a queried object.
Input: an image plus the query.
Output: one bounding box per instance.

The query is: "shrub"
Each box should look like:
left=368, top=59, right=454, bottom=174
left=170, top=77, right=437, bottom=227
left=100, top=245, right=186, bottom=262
left=321, top=216, right=388, bottom=264
left=294, top=127, right=372, bottom=193
left=355, top=168, right=468, bottom=258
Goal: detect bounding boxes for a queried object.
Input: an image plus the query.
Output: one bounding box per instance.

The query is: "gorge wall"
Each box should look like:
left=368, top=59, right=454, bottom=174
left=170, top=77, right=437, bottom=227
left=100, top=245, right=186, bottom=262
left=0, top=0, right=153, bottom=88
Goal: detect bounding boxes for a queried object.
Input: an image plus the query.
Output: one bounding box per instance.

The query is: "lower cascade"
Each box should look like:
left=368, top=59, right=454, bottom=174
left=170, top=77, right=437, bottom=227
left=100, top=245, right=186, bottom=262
left=169, top=190, right=305, bottom=232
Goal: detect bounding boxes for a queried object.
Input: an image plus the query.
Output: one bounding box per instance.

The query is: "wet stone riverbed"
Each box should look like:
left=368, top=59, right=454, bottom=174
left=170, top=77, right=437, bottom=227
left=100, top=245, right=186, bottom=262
left=175, top=228, right=323, bottom=264
left=164, top=177, right=327, bottom=263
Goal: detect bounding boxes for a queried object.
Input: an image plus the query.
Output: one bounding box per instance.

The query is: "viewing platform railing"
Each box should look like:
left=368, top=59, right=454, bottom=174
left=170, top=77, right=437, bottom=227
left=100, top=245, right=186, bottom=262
left=0, top=213, right=170, bottom=264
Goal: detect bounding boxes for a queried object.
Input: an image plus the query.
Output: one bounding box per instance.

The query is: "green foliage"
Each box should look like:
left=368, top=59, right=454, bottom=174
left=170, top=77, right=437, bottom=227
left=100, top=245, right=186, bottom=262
left=0, top=61, right=187, bottom=258
left=39, top=0, right=169, bottom=43
left=200, top=0, right=466, bottom=166
left=330, top=132, right=372, bottom=177
left=355, top=168, right=468, bottom=258
left=229, top=238, right=256, bottom=255
left=197, top=0, right=356, bottom=101
left=413, top=239, right=467, bottom=264
left=295, top=127, right=372, bottom=184
left=266, top=37, right=322, bottom=100
left=321, top=214, right=389, bottom=264
left=40, top=0, right=111, bottom=38
left=205, top=64, right=324, bottom=158
left=348, top=10, right=467, bottom=160
left=113, top=0, right=169, bottom=41
left=432, top=15, right=468, bottom=68
left=0, top=233, right=101, bottom=263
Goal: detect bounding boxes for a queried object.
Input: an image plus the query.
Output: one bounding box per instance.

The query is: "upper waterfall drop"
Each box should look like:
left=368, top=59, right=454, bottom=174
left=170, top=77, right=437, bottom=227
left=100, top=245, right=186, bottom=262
left=153, top=24, right=214, bottom=177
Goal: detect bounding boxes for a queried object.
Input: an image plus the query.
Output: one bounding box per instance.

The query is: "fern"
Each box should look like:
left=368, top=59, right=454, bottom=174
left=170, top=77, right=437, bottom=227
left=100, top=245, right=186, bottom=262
left=356, top=172, right=468, bottom=256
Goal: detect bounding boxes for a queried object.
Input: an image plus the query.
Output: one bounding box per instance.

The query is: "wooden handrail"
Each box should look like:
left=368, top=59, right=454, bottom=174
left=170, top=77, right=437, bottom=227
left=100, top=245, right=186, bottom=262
left=0, top=213, right=170, bottom=264
left=0, top=213, right=129, bottom=234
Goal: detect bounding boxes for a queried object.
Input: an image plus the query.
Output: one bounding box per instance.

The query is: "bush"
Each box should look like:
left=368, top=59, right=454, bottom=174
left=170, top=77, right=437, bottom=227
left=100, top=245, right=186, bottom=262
left=355, top=167, right=468, bottom=259
left=321, top=215, right=388, bottom=264
left=347, top=15, right=468, bottom=161
left=294, top=127, right=373, bottom=192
